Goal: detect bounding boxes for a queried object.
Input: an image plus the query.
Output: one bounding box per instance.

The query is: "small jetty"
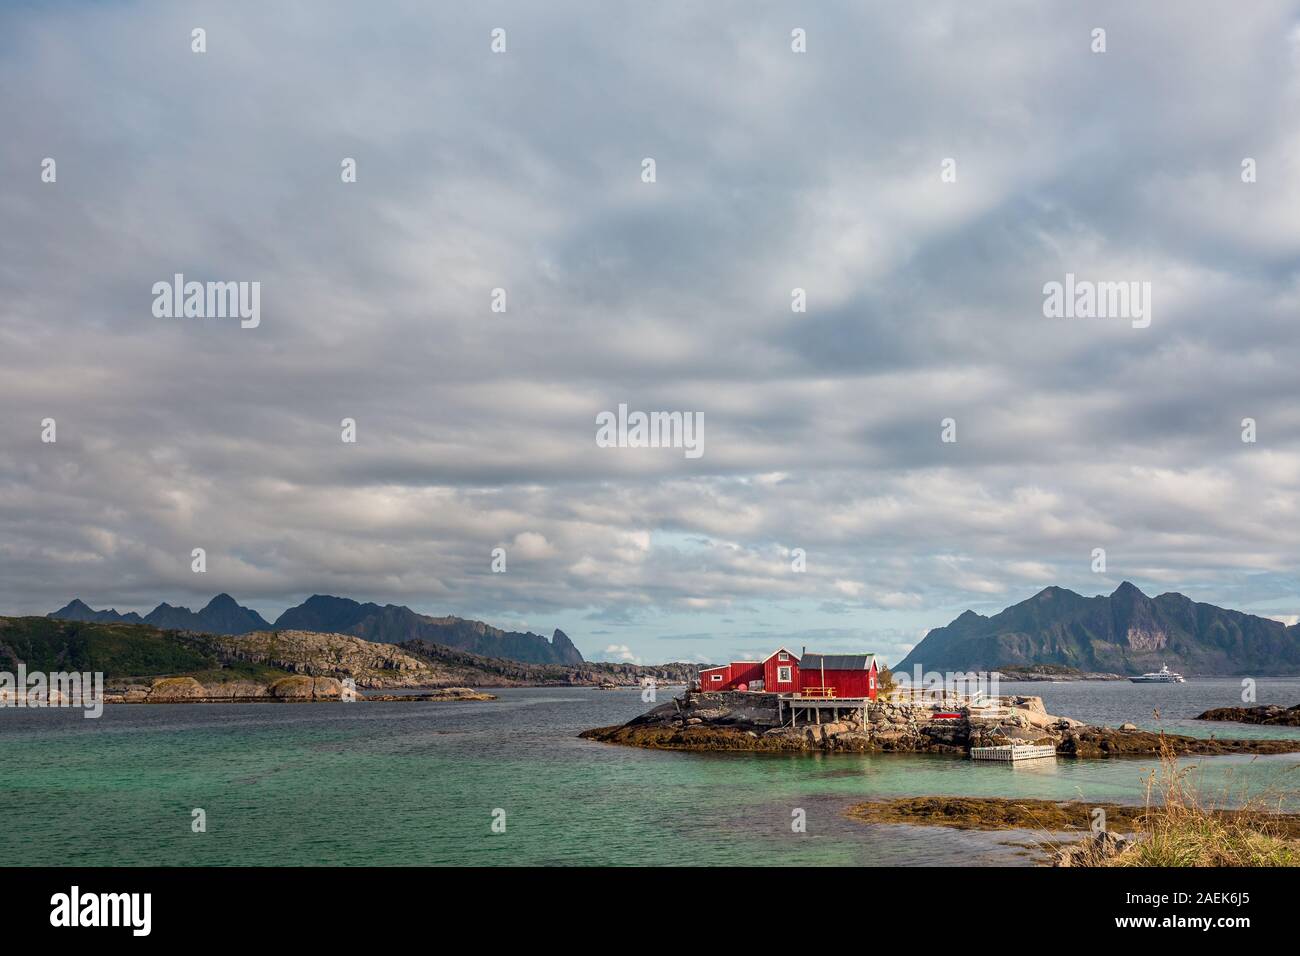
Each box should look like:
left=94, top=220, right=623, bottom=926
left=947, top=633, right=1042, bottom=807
left=970, top=744, right=1057, bottom=762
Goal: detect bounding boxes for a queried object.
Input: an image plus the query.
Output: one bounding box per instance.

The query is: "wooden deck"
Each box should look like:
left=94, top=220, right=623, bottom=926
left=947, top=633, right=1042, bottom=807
left=778, top=694, right=870, bottom=727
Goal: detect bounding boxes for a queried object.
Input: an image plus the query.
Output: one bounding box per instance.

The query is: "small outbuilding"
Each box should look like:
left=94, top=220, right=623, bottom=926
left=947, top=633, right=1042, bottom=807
left=697, top=660, right=763, bottom=691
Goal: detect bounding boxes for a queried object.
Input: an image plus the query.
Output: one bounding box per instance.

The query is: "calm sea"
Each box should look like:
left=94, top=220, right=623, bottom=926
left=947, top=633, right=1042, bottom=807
left=1, top=679, right=1297, bottom=866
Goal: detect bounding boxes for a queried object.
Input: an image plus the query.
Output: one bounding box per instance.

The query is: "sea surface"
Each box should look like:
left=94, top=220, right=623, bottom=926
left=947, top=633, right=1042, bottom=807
left=1, top=679, right=1297, bottom=866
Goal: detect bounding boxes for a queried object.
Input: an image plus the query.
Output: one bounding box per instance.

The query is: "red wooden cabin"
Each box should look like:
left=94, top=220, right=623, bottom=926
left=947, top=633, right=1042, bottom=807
left=698, top=648, right=880, bottom=699
left=697, top=660, right=762, bottom=691
left=762, top=647, right=800, bottom=693
left=798, top=653, right=880, bottom=699
left=698, top=664, right=730, bottom=690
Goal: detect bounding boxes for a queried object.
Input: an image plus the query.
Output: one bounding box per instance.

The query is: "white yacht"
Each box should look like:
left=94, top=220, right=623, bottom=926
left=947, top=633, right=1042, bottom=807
left=1129, top=663, right=1185, bottom=684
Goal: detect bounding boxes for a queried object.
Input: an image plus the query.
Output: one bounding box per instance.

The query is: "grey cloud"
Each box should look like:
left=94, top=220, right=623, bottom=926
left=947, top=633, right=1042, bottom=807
left=3, top=1, right=1300, bottom=662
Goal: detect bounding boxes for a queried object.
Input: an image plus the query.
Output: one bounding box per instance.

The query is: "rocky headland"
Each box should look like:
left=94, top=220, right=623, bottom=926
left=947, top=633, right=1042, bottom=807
left=580, top=690, right=1300, bottom=757
left=215, top=629, right=451, bottom=688
left=0, top=615, right=695, bottom=707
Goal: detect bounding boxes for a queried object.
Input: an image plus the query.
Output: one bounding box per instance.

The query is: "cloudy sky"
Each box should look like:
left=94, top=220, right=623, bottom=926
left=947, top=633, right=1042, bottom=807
left=3, top=1, right=1300, bottom=666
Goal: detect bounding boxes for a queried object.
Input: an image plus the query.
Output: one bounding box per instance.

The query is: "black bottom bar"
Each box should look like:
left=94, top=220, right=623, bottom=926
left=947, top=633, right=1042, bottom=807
left=0, top=865, right=1283, bottom=940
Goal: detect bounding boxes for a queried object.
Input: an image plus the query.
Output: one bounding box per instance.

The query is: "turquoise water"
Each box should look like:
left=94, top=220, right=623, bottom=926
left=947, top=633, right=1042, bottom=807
left=1, top=681, right=1297, bottom=866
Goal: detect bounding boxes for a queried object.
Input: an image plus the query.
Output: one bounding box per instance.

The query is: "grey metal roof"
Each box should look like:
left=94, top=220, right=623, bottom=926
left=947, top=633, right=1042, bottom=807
left=800, top=653, right=874, bottom=670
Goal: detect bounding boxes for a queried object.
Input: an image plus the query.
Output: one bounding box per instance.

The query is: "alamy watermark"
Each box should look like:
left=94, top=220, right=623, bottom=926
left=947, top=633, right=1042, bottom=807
left=0, top=665, right=104, bottom=718
left=152, top=273, right=260, bottom=328
left=595, top=403, right=703, bottom=459
left=1042, top=273, right=1151, bottom=329
left=892, top=665, right=1001, bottom=701
left=50, top=886, right=150, bottom=936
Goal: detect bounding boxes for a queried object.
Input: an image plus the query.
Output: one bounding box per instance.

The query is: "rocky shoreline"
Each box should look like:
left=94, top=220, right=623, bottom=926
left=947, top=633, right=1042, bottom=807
left=845, top=797, right=1300, bottom=867
left=848, top=797, right=1148, bottom=832
left=992, top=667, right=1125, bottom=681
left=364, top=687, right=495, bottom=702
left=1197, top=704, right=1300, bottom=727
left=846, top=796, right=1300, bottom=838
left=104, top=676, right=495, bottom=703
left=579, top=690, right=1300, bottom=758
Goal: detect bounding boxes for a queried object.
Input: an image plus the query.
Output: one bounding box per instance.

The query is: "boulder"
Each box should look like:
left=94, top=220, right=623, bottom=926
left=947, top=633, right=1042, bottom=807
left=1011, top=695, right=1047, bottom=715
left=146, top=677, right=209, bottom=701
left=268, top=675, right=343, bottom=700
left=1053, top=830, right=1132, bottom=867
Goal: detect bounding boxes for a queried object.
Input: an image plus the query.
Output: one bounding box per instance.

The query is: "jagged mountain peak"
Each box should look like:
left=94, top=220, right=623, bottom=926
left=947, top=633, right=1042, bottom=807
left=51, top=594, right=267, bottom=635
left=48, top=599, right=144, bottom=625
left=50, top=593, right=586, bottom=666
left=896, top=584, right=1300, bottom=676
left=271, top=596, right=584, bottom=665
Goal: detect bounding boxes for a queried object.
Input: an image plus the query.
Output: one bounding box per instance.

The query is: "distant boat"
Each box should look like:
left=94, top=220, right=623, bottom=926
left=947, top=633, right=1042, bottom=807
left=1129, top=663, right=1185, bottom=684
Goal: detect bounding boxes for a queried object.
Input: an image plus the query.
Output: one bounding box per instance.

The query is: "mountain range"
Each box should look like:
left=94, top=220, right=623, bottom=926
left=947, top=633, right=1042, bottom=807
left=896, top=582, right=1300, bottom=676
left=49, top=593, right=584, bottom=666
left=0, top=616, right=691, bottom=689
left=51, top=594, right=270, bottom=634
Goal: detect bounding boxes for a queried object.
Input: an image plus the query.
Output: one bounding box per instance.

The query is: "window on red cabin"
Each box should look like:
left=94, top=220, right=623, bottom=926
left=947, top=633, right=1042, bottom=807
left=711, top=674, right=722, bottom=682
left=777, top=666, right=792, bottom=683
left=778, top=652, right=789, bottom=661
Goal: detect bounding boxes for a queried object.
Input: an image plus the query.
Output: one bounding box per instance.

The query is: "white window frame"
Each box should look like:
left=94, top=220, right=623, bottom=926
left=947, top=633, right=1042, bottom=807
left=710, top=674, right=723, bottom=682
left=778, top=652, right=789, bottom=661
left=777, top=665, right=793, bottom=683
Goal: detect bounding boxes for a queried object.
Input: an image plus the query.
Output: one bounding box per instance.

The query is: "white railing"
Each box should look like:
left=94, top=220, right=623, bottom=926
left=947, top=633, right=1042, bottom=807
left=970, top=744, right=1057, bottom=761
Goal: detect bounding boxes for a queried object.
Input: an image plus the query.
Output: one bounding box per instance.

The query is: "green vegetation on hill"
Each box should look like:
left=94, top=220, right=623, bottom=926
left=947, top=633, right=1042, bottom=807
left=172, top=662, right=294, bottom=685
left=0, top=615, right=698, bottom=689
left=397, top=638, right=697, bottom=686
left=0, top=616, right=219, bottom=677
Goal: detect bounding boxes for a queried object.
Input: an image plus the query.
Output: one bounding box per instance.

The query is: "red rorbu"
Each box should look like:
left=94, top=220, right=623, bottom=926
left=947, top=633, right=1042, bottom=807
left=699, top=647, right=880, bottom=700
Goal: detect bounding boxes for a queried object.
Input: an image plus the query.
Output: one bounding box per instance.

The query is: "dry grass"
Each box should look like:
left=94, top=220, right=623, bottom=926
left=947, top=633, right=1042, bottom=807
left=846, top=723, right=1300, bottom=866
left=1105, top=732, right=1300, bottom=867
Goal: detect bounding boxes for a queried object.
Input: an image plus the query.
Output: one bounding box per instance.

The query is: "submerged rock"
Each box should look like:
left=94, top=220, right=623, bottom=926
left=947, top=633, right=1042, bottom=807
left=847, top=797, right=1149, bottom=832
left=364, top=687, right=495, bottom=702
left=1056, top=726, right=1300, bottom=757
